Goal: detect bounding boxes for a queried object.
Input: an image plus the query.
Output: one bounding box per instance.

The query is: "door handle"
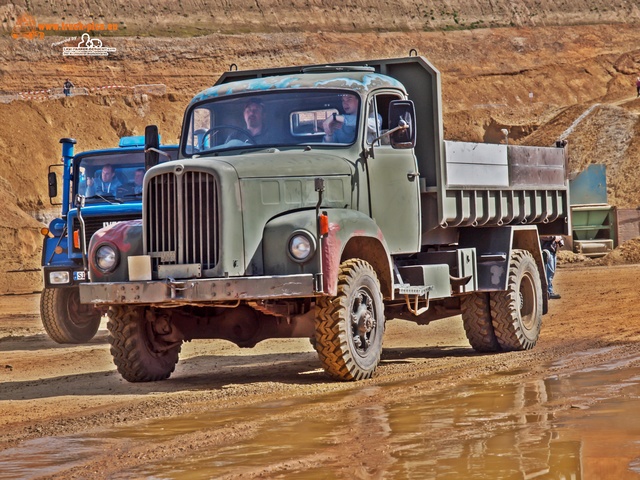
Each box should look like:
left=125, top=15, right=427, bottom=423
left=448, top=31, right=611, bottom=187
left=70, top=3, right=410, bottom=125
left=407, top=172, right=420, bottom=181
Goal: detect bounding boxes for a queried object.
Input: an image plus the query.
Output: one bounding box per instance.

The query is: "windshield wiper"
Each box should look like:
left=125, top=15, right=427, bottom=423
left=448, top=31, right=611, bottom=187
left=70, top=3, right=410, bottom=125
left=83, top=194, right=123, bottom=204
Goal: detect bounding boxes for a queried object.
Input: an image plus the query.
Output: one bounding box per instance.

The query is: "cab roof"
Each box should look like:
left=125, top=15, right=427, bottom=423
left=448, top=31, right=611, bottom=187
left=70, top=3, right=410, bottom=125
left=189, top=71, right=405, bottom=108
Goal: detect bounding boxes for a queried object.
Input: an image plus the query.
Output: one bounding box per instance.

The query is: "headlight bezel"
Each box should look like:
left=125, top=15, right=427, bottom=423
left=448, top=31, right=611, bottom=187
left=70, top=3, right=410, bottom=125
left=94, top=242, right=120, bottom=273
left=287, top=230, right=317, bottom=263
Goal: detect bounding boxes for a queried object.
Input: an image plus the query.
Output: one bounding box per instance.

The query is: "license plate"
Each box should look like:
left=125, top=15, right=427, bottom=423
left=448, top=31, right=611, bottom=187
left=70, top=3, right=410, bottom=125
left=73, top=271, right=86, bottom=281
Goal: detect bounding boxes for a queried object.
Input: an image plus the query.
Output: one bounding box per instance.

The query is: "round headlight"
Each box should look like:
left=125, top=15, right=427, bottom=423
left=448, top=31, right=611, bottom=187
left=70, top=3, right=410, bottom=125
left=95, top=244, right=119, bottom=272
left=288, top=232, right=316, bottom=262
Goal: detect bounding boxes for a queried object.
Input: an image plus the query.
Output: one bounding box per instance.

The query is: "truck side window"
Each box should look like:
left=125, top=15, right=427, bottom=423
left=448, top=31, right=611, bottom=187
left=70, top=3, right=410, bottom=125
left=367, top=98, right=381, bottom=145
left=369, top=93, right=401, bottom=146
left=188, top=107, right=212, bottom=153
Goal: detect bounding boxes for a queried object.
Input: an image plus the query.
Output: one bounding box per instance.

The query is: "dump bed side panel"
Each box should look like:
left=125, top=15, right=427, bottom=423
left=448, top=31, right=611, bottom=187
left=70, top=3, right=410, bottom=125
left=422, top=141, right=569, bottom=238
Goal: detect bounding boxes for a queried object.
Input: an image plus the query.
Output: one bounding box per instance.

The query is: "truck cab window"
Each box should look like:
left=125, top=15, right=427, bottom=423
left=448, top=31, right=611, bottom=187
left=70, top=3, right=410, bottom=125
left=182, top=91, right=363, bottom=156
left=187, top=107, right=212, bottom=153
left=369, top=93, right=401, bottom=146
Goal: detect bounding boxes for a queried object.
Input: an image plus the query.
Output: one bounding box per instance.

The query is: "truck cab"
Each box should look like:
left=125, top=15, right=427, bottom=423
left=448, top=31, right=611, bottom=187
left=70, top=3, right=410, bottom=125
left=41, top=136, right=177, bottom=343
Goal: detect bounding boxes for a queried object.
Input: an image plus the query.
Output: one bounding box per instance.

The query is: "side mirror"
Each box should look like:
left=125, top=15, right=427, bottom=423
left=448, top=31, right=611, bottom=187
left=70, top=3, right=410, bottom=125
left=48, top=171, right=58, bottom=198
left=144, top=125, right=160, bottom=170
left=388, top=100, right=416, bottom=149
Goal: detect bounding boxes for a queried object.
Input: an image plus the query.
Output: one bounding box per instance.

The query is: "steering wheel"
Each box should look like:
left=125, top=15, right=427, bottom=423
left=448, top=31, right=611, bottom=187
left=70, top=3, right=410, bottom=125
left=201, top=125, right=255, bottom=148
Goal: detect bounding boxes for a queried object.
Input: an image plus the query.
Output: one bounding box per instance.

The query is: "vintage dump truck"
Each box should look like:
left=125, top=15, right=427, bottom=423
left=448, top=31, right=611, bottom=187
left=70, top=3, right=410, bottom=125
left=41, top=137, right=177, bottom=343
left=79, top=56, right=569, bottom=382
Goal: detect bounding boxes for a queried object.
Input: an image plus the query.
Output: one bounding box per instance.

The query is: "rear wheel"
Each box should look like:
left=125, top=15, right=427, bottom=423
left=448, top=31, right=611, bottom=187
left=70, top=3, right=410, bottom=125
left=315, top=259, right=385, bottom=381
left=40, top=287, right=102, bottom=344
left=461, top=292, right=501, bottom=352
left=107, top=306, right=181, bottom=382
left=490, top=249, right=542, bottom=351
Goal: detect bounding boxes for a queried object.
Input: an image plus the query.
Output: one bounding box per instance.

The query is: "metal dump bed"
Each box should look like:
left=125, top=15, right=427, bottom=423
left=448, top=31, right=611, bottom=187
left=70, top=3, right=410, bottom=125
left=423, top=141, right=569, bottom=233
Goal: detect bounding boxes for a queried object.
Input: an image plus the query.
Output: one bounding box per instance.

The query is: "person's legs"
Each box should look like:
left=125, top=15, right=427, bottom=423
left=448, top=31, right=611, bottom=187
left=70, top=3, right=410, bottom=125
left=543, top=249, right=552, bottom=291
left=546, top=251, right=560, bottom=299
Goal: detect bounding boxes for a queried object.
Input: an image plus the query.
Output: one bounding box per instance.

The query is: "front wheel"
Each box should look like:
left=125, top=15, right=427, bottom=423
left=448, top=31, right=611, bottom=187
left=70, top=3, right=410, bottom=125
left=107, top=306, right=182, bottom=382
left=314, top=259, right=385, bottom=381
left=40, top=287, right=102, bottom=344
left=490, top=249, right=542, bottom=351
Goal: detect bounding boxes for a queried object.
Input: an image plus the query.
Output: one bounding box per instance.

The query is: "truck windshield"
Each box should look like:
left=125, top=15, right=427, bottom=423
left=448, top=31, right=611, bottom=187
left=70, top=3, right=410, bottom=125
left=183, top=90, right=361, bottom=155
left=74, top=149, right=177, bottom=205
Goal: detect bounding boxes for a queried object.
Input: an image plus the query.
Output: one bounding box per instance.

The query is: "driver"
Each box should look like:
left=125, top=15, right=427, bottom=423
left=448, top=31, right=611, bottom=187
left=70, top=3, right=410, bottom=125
left=86, top=164, right=122, bottom=196
left=227, top=98, right=269, bottom=144
left=243, top=99, right=265, bottom=137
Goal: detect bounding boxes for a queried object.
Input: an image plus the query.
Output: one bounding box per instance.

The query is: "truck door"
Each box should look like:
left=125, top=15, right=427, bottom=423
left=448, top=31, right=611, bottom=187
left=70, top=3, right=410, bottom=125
left=365, top=93, right=421, bottom=253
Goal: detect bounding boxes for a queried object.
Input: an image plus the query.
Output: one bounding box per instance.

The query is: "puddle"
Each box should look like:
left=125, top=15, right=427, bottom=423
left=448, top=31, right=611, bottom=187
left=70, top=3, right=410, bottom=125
left=0, top=437, right=105, bottom=479
left=3, top=353, right=640, bottom=479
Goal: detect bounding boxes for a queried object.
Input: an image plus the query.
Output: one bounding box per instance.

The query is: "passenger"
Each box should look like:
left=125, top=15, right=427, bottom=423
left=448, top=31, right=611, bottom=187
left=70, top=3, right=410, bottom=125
left=86, top=164, right=122, bottom=196
left=322, top=94, right=358, bottom=143
left=133, top=168, right=144, bottom=194
left=541, top=235, right=564, bottom=300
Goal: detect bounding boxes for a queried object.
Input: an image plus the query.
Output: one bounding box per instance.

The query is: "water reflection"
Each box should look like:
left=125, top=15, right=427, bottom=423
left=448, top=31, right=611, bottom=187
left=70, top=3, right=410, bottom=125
left=3, top=353, right=640, bottom=479
left=384, top=378, right=570, bottom=479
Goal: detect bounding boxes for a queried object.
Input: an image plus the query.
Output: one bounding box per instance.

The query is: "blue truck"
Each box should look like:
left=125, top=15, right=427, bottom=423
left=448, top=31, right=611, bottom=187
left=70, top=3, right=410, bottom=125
left=41, top=136, right=177, bottom=343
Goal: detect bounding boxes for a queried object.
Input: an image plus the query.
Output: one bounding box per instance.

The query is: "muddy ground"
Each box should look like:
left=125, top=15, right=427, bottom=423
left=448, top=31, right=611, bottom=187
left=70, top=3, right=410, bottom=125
left=2, top=263, right=640, bottom=478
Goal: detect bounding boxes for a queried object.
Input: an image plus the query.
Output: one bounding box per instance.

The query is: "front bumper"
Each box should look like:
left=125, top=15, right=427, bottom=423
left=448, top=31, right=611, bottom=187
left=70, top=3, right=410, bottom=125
left=79, top=274, right=317, bottom=305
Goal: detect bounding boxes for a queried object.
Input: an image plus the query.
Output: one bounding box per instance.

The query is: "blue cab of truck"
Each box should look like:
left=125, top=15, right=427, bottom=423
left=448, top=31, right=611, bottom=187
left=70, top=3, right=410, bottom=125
left=40, top=136, right=178, bottom=343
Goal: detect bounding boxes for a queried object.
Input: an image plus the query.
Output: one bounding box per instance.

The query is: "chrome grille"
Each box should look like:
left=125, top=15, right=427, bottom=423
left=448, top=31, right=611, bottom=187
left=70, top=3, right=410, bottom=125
left=145, top=170, right=219, bottom=273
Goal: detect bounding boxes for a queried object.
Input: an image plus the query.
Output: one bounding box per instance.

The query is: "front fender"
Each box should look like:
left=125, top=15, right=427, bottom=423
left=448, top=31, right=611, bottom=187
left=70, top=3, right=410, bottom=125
left=321, top=209, right=393, bottom=298
left=88, top=219, right=143, bottom=282
left=42, top=234, right=73, bottom=267
left=263, top=209, right=393, bottom=298
left=263, top=210, right=321, bottom=277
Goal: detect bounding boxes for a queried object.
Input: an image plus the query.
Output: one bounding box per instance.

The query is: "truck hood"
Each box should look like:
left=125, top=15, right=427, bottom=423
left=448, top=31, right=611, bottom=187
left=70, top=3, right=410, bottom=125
left=215, top=149, right=354, bottom=179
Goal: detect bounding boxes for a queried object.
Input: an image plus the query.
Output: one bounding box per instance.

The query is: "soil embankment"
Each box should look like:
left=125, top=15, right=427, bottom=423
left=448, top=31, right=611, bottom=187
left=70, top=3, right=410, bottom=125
left=2, top=23, right=640, bottom=292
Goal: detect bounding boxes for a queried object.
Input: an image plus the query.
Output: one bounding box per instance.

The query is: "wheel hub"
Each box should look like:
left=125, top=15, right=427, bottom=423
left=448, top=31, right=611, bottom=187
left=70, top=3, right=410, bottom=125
left=351, top=292, right=376, bottom=351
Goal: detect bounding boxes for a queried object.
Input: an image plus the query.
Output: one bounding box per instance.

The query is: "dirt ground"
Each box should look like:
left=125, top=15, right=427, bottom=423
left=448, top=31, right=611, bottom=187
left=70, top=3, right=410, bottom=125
left=2, top=263, right=640, bottom=478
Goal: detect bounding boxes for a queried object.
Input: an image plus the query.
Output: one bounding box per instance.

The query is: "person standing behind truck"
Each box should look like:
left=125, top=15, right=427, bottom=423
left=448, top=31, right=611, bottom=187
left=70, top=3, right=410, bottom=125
left=541, top=235, right=564, bottom=299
